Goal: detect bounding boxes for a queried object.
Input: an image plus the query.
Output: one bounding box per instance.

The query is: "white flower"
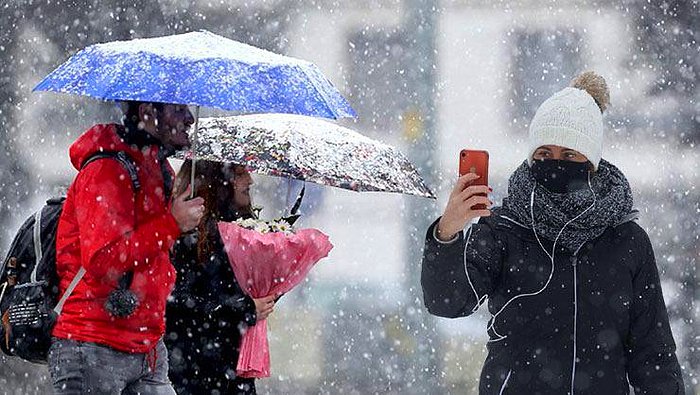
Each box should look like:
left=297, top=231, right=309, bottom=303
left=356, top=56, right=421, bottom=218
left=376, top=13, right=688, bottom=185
left=233, top=207, right=295, bottom=234
left=270, top=220, right=293, bottom=234
left=253, top=221, right=270, bottom=234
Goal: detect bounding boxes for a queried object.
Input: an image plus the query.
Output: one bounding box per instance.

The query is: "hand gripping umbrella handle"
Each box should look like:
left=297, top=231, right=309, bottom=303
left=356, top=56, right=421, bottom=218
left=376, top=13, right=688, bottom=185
left=189, top=106, right=200, bottom=199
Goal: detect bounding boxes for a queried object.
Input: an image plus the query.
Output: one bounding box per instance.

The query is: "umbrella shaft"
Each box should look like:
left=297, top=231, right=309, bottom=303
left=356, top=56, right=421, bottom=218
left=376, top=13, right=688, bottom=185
left=190, top=106, right=200, bottom=199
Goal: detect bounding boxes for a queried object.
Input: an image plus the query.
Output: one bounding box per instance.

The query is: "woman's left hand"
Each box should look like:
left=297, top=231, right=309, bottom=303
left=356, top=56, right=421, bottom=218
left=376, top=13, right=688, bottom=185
left=253, top=295, right=276, bottom=320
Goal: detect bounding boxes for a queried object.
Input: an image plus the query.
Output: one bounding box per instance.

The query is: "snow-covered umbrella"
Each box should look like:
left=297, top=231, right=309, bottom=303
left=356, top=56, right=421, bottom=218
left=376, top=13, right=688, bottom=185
left=33, top=30, right=355, bottom=119
left=176, top=113, right=436, bottom=199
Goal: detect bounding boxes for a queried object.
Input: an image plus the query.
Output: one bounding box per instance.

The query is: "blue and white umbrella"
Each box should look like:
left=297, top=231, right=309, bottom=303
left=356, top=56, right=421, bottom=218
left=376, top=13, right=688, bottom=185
left=33, top=30, right=355, bottom=120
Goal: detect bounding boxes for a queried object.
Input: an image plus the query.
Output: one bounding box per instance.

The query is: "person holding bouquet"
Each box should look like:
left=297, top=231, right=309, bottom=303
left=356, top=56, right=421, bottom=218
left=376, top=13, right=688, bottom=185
left=165, top=159, right=276, bottom=395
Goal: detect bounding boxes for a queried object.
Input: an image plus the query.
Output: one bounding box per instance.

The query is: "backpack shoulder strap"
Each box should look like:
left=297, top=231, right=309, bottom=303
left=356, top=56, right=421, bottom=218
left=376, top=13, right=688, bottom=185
left=30, top=210, right=43, bottom=283
left=28, top=198, right=65, bottom=284
left=53, top=267, right=86, bottom=314
left=81, top=151, right=141, bottom=192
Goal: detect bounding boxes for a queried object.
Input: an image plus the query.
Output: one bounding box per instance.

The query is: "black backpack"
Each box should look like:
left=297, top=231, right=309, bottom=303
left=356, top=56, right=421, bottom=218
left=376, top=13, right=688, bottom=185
left=0, top=151, right=139, bottom=364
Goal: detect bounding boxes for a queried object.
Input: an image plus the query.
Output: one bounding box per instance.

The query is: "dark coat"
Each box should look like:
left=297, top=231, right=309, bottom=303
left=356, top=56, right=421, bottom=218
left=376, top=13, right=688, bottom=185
left=421, top=209, right=684, bottom=395
left=165, top=219, right=257, bottom=395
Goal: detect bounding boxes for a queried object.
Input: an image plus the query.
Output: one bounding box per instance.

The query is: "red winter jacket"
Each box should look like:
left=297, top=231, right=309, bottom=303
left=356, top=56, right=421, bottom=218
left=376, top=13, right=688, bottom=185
left=53, top=124, right=181, bottom=353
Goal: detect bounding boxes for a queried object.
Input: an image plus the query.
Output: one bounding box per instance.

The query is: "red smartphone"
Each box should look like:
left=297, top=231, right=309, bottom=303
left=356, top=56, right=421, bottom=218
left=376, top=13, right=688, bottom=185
left=459, top=149, right=489, bottom=210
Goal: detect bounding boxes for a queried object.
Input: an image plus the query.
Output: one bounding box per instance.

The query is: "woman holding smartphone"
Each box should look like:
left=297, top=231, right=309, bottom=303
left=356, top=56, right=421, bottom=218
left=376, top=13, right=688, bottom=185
left=421, top=72, right=684, bottom=394
left=165, top=160, right=276, bottom=395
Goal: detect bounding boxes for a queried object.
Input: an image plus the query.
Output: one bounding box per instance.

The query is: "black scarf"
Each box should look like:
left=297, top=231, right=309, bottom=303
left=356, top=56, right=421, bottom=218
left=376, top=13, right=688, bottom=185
left=501, top=159, right=634, bottom=253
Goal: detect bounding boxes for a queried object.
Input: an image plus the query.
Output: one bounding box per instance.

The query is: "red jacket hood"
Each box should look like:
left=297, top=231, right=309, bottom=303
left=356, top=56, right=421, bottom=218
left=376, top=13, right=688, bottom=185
left=69, top=124, right=133, bottom=170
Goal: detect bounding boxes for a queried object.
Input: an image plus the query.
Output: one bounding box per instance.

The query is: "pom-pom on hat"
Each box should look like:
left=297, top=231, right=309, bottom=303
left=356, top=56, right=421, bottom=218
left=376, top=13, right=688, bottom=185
left=527, top=71, right=610, bottom=170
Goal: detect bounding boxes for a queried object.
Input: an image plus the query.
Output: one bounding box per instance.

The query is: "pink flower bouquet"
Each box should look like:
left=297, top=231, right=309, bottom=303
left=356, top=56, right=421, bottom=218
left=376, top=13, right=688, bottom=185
left=217, top=220, right=333, bottom=378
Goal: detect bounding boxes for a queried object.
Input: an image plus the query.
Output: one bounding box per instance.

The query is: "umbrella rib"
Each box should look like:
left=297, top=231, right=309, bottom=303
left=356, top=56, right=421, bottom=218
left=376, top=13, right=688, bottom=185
left=298, top=65, right=340, bottom=119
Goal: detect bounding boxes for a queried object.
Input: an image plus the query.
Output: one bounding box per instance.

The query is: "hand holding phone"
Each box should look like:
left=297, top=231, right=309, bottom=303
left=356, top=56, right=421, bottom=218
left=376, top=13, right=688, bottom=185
left=459, top=149, right=489, bottom=210
left=435, top=149, right=492, bottom=241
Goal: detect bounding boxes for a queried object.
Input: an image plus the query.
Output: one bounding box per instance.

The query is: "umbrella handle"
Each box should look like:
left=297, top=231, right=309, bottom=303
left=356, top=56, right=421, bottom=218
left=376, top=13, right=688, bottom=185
left=280, top=183, right=305, bottom=226
left=290, top=184, right=305, bottom=216
left=284, top=180, right=305, bottom=215
left=189, top=106, right=200, bottom=199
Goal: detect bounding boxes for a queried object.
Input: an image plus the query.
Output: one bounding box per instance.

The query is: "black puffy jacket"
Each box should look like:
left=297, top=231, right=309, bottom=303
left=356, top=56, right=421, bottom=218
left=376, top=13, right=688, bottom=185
left=421, top=208, right=684, bottom=395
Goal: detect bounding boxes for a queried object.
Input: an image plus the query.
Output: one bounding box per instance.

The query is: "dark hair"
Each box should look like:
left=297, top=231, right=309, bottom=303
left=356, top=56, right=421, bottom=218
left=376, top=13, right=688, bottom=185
left=121, top=101, right=164, bottom=133
left=175, top=159, right=254, bottom=265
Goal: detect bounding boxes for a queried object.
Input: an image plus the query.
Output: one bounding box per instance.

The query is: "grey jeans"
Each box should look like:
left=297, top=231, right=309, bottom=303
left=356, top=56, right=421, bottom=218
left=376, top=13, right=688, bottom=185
left=48, top=337, right=176, bottom=395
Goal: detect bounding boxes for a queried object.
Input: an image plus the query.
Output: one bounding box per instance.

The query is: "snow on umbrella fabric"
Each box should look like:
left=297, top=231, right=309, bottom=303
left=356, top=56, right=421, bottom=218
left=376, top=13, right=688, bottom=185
left=218, top=222, right=333, bottom=378
left=177, top=113, right=436, bottom=198
left=33, top=30, right=355, bottom=119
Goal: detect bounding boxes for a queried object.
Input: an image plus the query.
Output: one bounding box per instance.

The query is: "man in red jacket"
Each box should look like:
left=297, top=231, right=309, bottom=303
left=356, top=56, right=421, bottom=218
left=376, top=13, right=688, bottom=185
left=50, top=102, right=205, bottom=394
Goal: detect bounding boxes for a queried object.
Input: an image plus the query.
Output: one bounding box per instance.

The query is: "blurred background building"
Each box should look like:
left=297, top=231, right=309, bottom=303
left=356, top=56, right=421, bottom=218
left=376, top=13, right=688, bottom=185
left=0, top=1, right=697, bottom=394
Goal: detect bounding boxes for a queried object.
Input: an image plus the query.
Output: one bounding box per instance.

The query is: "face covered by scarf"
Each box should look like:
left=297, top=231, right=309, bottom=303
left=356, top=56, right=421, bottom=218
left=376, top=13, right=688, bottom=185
left=530, top=159, right=591, bottom=193
left=502, top=159, right=634, bottom=253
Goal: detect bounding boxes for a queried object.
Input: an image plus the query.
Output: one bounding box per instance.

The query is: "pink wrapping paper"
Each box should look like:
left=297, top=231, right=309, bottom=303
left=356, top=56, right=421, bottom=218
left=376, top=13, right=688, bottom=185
left=217, top=221, right=333, bottom=378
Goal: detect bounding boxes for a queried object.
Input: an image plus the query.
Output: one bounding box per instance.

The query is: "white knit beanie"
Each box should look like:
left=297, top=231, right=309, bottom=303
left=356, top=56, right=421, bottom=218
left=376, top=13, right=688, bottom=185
left=527, top=72, right=609, bottom=170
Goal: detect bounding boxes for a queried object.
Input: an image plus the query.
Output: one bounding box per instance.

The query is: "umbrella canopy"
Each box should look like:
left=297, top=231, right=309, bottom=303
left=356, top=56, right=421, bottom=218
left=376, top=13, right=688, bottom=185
left=33, top=30, right=355, bottom=119
left=177, top=114, right=435, bottom=199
